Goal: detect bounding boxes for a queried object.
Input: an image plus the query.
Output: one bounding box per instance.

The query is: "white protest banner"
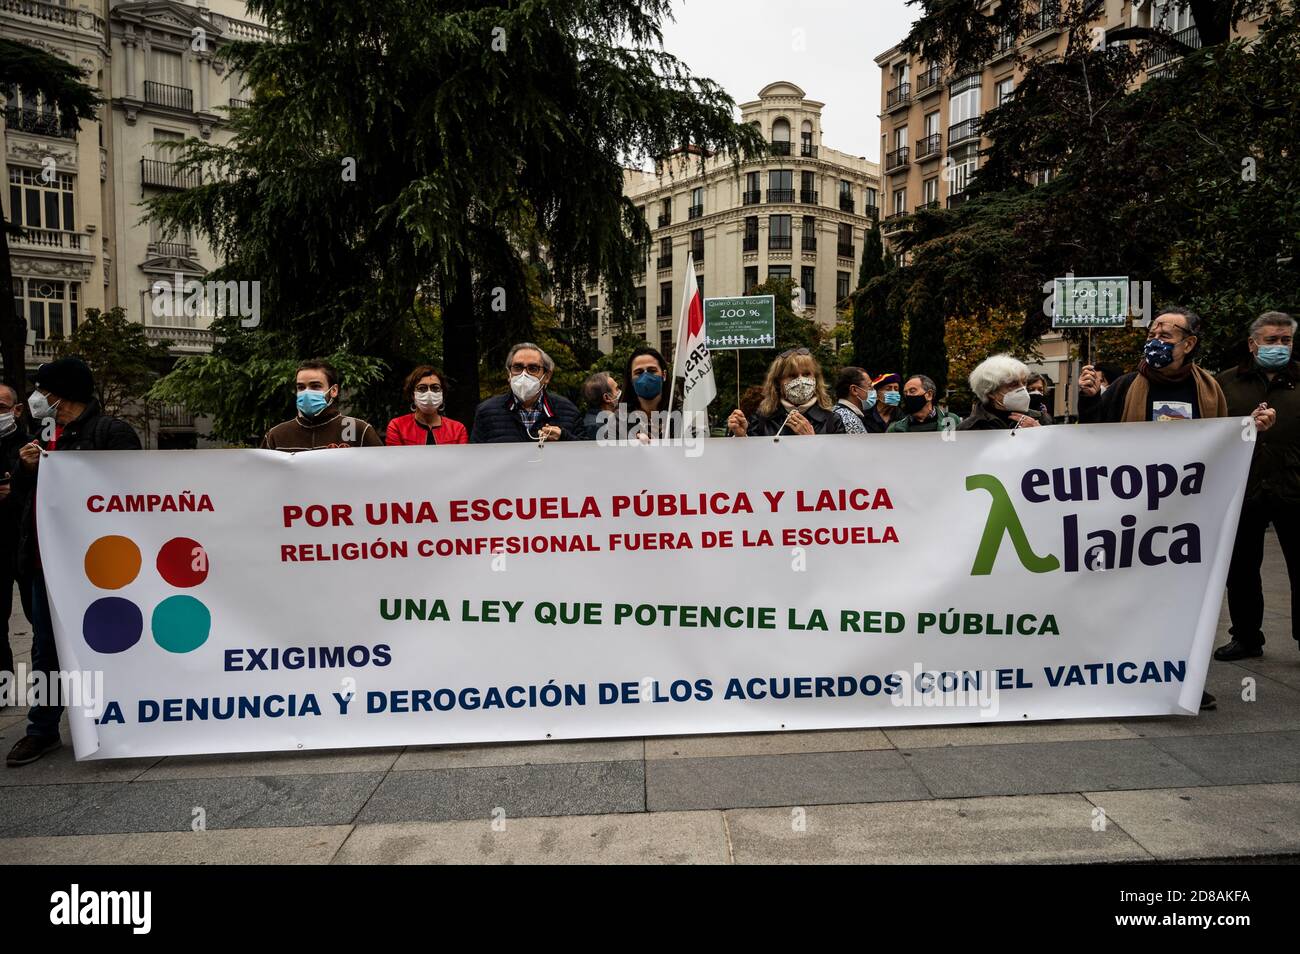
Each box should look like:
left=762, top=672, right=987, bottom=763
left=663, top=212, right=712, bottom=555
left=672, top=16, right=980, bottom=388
left=37, top=419, right=1252, bottom=760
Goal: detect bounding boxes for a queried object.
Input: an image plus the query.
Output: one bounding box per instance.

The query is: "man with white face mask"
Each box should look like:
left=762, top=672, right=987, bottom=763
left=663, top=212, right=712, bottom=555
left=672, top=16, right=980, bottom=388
left=0, top=383, right=33, bottom=696
left=470, top=342, right=580, bottom=443
left=7, top=359, right=141, bottom=767
left=958, top=354, right=1047, bottom=431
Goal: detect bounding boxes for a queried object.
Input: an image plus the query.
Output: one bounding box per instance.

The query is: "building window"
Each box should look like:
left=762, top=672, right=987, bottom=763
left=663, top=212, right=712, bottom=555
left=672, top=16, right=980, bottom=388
left=996, top=77, right=1015, bottom=107
left=800, top=169, right=817, bottom=203
left=657, top=236, right=673, bottom=269
left=768, top=169, right=793, bottom=202
left=689, top=186, right=704, bottom=218
left=801, top=215, right=816, bottom=251
left=8, top=167, right=75, bottom=232
left=924, top=111, right=940, bottom=137
left=949, top=143, right=978, bottom=196
left=13, top=276, right=79, bottom=340
left=768, top=214, right=792, bottom=250
left=697, top=273, right=703, bottom=299
left=800, top=120, right=815, bottom=156
left=768, top=264, right=791, bottom=283
left=837, top=222, right=853, bottom=258
left=949, top=75, right=982, bottom=142
left=892, top=187, right=907, bottom=216
left=836, top=271, right=851, bottom=303
left=658, top=197, right=672, bottom=227
left=923, top=177, right=939, bottom=207
left=743, top=215, right=759, bottom=252
left=744, top=171, right=761, bottom=204
left=865, top=187, right=878, bottom=210
left=149, top=217, right=192, bottom=255
left=801, top=266, right=816, bottom=305
left=1, top=85, right=77, bottom=139
left=635, top=285, right=646, bottom=323
left=659, top=282, right=672, bottom=317
left=744, top=265, right=758, bottom=293
left=690, top=228, right=704, bottom=261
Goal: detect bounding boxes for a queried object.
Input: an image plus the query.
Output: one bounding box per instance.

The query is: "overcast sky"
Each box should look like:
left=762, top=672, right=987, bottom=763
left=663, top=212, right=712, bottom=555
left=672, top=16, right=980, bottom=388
left=658, top=0, right=920, bottom=162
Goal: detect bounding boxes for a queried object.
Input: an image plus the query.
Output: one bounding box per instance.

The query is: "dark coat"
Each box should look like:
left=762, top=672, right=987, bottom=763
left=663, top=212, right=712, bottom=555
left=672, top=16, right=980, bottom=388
left=1217, top=359, right=1300, bottom=503
left=957, top=402, right=1046, bottom=431
left=746, top=403, right=841, bottom=436
left=469, top=391, right=582, bottom=443
left=0, top=424, right=33, bottom=571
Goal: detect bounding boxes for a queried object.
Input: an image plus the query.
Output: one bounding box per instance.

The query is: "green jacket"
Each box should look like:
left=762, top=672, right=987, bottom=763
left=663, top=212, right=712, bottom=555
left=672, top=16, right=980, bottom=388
left=887, top=408, right=962, bottom=433
left=1216, top=359, right=1300, bottom=503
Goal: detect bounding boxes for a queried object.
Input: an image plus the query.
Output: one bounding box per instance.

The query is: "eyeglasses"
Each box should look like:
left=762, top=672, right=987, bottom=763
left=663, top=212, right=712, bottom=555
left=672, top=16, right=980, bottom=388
left=414, top=384, right=443, bottom=393
left=778, top=347, right=811, bottom=359
left=509, top=363, right=545, bottom=375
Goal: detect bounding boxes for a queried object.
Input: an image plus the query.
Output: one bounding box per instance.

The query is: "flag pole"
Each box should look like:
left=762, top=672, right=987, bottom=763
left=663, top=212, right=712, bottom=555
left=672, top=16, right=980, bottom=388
left=666, top=252, right=694, bottom=420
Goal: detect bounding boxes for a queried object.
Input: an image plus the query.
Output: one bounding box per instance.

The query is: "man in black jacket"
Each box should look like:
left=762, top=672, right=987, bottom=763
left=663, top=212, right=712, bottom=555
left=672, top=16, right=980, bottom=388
left=0, top=384, right=33, bottom=695
left=470, top=342, right=581, bottom=443
left=7, top=358, right=141, bottom=768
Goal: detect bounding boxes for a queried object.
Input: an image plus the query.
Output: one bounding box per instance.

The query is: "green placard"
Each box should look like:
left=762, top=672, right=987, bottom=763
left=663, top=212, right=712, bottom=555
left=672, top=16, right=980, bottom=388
left=1052, top=276, right=1130, bottom=328
left=704, top=295, right=776, bottom=349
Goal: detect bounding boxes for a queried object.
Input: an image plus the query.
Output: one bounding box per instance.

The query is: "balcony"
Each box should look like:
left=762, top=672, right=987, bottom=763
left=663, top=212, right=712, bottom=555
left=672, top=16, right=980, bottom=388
left=0, top=0, right=105, bottom=37
left=145, top=325, right=216, bottom=352
left=801, top=235, right=817, bottom=252
left=769, top=140, right=792, bottom=156
left=863, top=204, right=880, bottom=221
left=839, top=194, right=855, bottom=213
left=688, top=204, right=703, bottom=219
left=768, top=235, right=793, bottom=251
left=837, top=242, right=854, bottom=259
left=150, top=240, right=193, bottom=258
left=228, top=98, right=253, bottom=110
left=1147, top=25, right=1202, bottom=69
left=884, top=146, right=911, bottom=173
left=742, top=235, right=758, bottom=252
left=994, top=30, right=1017, bottom=58
left=158, top=404, right=195, bottom=429
left=915, top=133, right=941, bottom=160
left=10, top=228, right=87, bottom=251
left=948, top=117, right=980, bottom=146
left=656, top=254, right=673, bottom=269
left=886, top=83, right=911, bottom=112
left=1033, top=2, right=1061, bottom=35
left=767, top=189, right=795, bottom=203
left=800, top=142, right=818, bottom=158
left=915, top=200, right=940, bottom=212
left=144, top=80, right=194, bottom=112
left=800, top=189, right=819, bottom=204
left=883, top=211, right=909, bottom=231
left=917, top=65, right=943, bottom=96
left=657, top=212, right=671, bottom=227
left=742, top=190, right=761, bottom=205
left=656, top=305, right=672, bottom=318
left=946, top=192, right=968, bottom=209
left=141, top=158, right=200, bottom=189
left=804, top=291, right=816, bottom=306
left=2, top=105, right=76, bottom=139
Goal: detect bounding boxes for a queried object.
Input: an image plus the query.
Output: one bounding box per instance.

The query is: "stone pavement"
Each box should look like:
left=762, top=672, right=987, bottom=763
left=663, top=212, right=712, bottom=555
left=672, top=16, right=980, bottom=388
left=1, top=533, right=1296, bottom=864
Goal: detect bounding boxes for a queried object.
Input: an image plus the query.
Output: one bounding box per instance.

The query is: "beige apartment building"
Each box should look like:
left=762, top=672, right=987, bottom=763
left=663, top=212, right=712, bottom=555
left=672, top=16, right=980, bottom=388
left=3, top=0, right=267, bottom=446
left=874, top=0, right=1265, bottom=417
left=584, top=82, right=881, bottom=357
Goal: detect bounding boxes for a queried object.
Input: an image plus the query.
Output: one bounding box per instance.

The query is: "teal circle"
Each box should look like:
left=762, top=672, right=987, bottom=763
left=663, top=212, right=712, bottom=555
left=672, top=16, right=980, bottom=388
left=151, top=595, right=211, bottom=654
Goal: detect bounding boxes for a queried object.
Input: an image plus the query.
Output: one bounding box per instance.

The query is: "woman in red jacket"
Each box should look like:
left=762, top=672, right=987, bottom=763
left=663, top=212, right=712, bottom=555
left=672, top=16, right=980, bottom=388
left=385, top=365, right=469, bottom=445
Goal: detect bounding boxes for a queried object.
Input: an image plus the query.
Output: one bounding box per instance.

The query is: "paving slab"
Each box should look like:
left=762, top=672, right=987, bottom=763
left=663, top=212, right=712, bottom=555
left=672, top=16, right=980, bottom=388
left=1120, top=666, right=1300, bottom=738
left=1083, top=783, right=1300, bottom=861
left=357, top=760, right=645, bottom=824
left=1148, top=730, right=1300, bottom=785
left=0, top=718, right=160, bottom=786
left=646, top=749, right=930, bottom=812
left=140, top=747, right=402, bottom=780
left=902, top=738, right=1210, bottom=798
left=883, top=719, right=1139, bottom=749
left=725, top=794, right=1151, bottom=864
left=645, top=728, right=891, bottom=760
left=395, top=738, right=642, bottom=771
left=0, top=773, right=384, bottom=837
left=0, top=825, right=353, bottom=865
left=334, top=812, right=729, bottom=864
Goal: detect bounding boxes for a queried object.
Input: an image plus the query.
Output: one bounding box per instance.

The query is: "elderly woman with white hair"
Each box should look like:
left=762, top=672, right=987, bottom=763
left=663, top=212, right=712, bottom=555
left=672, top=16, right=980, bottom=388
left=957, top=354, right=1046, bottom=430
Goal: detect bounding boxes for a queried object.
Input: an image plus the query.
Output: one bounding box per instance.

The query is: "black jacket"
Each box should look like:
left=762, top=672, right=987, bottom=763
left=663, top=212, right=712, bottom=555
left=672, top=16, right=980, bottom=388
left=16, top=400, right=141, bottom=572
left=470, top=391, right=582, bottom=443
left=746, top=403, right=841, bottom=436
left=957, top=402, right=1046, bottom=431
left=1217, top=359, right=1300, bottom=503
left=1, top=425, right=33, bottom=570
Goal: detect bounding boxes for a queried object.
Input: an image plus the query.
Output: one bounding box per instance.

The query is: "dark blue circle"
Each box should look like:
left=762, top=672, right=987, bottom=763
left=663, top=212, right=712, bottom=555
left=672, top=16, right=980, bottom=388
left=83, top=597, right=143, bottom=654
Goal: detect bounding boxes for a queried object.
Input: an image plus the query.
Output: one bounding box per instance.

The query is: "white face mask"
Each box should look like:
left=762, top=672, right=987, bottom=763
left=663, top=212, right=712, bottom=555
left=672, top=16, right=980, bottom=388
left=28, top=390, right=56, bottom=421
left=510, top=372, right=542, bottom=403
left=0, top=412, right=15, bottom=438
left=1002, top=386, right=1031, bottom=413
left=414, top=390, right=443, bottom=412
left=784, top=375, right=816, bottom=405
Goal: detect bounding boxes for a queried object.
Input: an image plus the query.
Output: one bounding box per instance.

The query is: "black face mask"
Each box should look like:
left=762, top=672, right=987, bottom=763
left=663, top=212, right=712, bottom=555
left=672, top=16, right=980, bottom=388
left=902, top=393, right=929, bottom=415
left=1028, top=392, right=1045, bottom=412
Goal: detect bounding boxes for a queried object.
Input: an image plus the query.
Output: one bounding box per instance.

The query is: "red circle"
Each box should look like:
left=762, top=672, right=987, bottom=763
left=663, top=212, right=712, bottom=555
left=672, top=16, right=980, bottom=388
left=157, top=537, right=209, bottom=587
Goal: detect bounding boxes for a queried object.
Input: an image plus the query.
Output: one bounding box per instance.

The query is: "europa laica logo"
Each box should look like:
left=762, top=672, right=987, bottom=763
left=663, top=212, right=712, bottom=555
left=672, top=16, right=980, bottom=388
left=82, top=535, right=211, bottom=653
left=966, top=462, right=1206, bottom=575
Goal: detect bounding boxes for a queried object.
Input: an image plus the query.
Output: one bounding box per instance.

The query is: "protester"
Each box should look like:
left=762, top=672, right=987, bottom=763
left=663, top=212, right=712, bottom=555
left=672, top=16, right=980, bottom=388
left=470, top=342, right=580, bottom=443
left=958, top=355, right=1046, bottom=430
left=7, top=359, right=141, bottom=767
left=1094, top=363, right=1124, bottom=395
left=726, top=347, right=839, bottom=436
left=1080, top=307, right=1276, bottom=710
left=1025, top=373, right=1055, bottom=424
left=619, top=347, right=678, bottom=440
left=1214, top=311, right=1298, bottom=661
left=580, top=371, right=620, bottom=441
left=866, top=372, right=902, bottom=433
left=384, top=365, right=468, bottom=446
left=262, top=360, right=382, bottom=450
left=829, top=366, right=875, bottom=434
left=887, top=374, right=961, bottom=433
left=0, top=384, right=32, bottom=698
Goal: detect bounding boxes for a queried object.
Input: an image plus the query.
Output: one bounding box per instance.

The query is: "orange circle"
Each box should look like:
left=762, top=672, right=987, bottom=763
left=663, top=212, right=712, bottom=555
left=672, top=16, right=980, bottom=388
left=84, top=535, right=142, bottom=590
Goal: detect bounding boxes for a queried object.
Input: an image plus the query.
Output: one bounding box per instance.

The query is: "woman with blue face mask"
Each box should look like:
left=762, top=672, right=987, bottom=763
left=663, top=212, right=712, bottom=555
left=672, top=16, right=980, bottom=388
left=864, top=372, right=901, bottom=433
left=619, top=346, right=677, bottom=441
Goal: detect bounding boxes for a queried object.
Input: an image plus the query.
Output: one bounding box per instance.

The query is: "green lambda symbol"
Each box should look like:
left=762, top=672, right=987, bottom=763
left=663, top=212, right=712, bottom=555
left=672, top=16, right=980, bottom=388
left=965, top=474, right=1060, bottom=575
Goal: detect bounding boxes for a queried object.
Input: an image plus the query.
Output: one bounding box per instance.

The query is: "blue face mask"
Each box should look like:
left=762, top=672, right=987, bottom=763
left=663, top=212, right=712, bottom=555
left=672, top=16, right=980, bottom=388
left=633, top=372, right=663, bottom=399
left=883, top=390, right=901, bottom=406
left=297, top=389, right=330, bottom=417
left=861, top=389, right=877, bottom=411
left=1143, top=338, right=1176, bottom=369
left=1256, top=345, right=1292, bottom=369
